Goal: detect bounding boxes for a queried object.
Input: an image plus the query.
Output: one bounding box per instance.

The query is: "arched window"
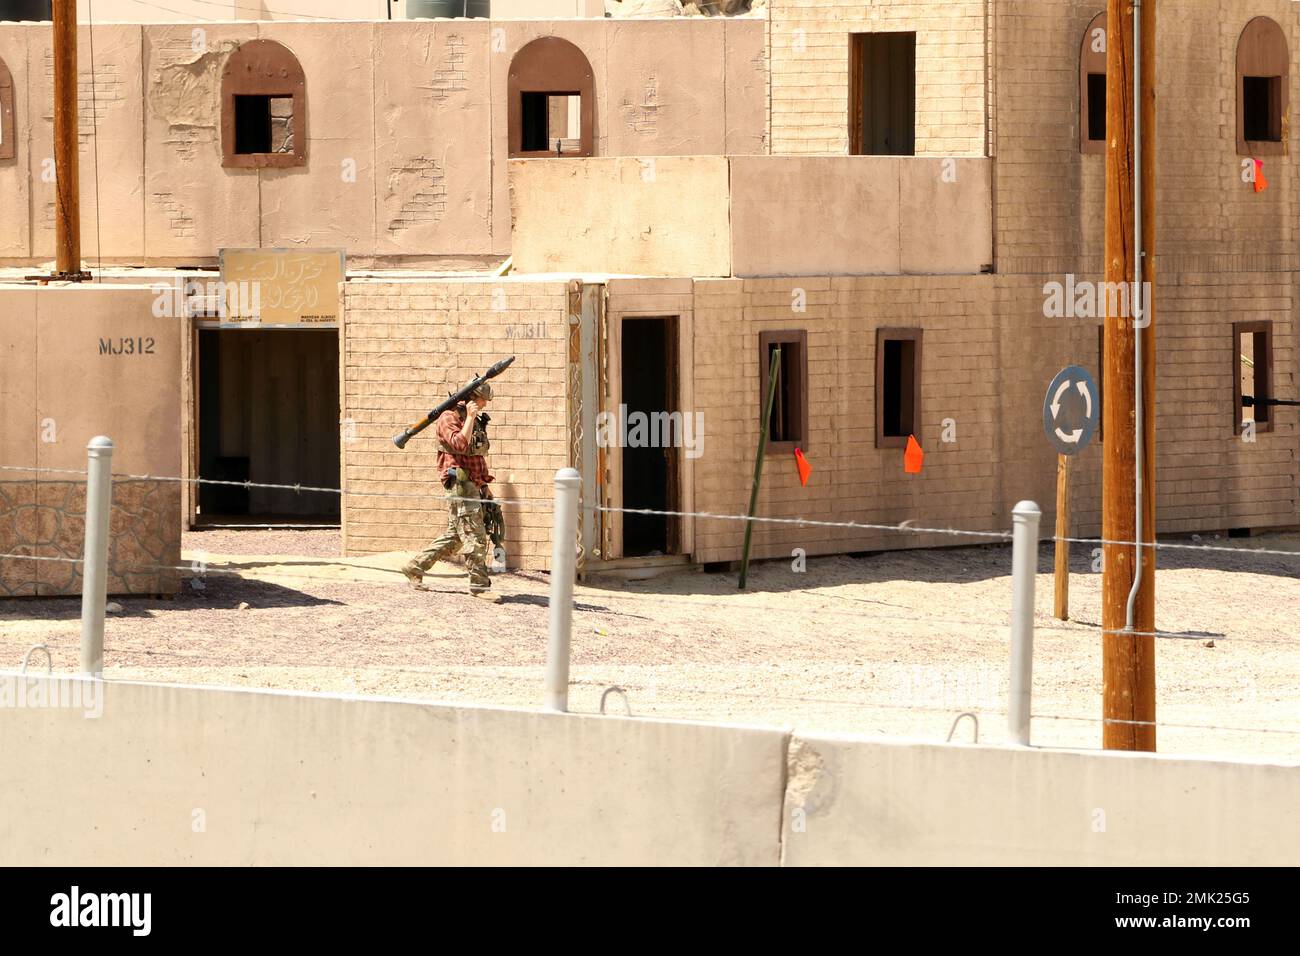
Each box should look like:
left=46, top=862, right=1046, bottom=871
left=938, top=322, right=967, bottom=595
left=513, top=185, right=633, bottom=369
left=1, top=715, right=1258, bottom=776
left=221, top=39, right=307, bottom=169
left=1237, top=16, right=1288, bottom=156
left=0, top=56, right=14, bottom=162
left=508, top=37, right=595, bottom=158
left=1079, top=12, right=1106, bottom=155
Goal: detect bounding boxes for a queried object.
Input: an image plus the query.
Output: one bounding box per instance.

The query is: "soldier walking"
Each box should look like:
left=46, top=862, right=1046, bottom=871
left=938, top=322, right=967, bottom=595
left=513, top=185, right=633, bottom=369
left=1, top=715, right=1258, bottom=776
left=401, top=381, right=502, bottom=603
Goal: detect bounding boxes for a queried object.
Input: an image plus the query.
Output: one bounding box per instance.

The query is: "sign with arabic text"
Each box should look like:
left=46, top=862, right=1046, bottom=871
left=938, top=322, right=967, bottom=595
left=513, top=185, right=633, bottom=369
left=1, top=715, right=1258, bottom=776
left=218, top=248, right=345, bottom=326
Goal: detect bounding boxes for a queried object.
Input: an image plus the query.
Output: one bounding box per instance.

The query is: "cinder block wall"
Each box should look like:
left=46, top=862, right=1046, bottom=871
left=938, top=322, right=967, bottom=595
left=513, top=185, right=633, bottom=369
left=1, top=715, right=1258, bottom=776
left=691, top=275, right=1005, bottom=564
left=341, top=279, right=570, bottom=570
left=988, top=0, right=1299, bottom=540
left=768, top=0, right=987, bottom=157
left=689, top=273, right=1297, bottom=566
left=993, top=0, right=1300, bottom=273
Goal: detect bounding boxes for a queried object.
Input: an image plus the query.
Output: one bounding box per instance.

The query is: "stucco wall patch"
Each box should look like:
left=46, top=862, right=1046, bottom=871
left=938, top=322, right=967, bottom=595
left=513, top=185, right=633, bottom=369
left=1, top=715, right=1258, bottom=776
left=148, top=39, right=237, bottom=159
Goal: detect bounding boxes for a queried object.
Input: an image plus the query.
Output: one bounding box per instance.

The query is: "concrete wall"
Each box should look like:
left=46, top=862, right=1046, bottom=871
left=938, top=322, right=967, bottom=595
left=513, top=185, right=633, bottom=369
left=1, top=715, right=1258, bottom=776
left=0, top=676, right=787, bottom=865
left=340, top=277, right=570, bottom=569
left=510, top=156, right=992, bottom=277
left=728, top=156, right=991, bottom=276
left=769, top=0, right=987, bottom=157
left=0, top=285, right=182, bottom=595
left=509, top=156, right=733, bottom=277
left=0, top=676, right=1294, bottom=865
left=0, top=17, right=768, bottom=266
left=782, top=734, right=1300, bottom=866
left=0, top=29, right=30, bottom=258
left=0, top=24, right=146, bottom=262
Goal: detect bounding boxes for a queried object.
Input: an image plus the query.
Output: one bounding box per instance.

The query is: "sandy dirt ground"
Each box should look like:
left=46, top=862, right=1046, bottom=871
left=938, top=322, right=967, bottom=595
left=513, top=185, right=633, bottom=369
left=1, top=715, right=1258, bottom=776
left=1, top=527, right=1297, bottom=763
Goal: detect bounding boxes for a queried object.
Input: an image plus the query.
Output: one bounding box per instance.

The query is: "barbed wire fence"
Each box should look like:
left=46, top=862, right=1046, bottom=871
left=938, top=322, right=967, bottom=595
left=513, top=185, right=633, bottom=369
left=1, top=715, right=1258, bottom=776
left=2, top=453, right=1298, bottom=752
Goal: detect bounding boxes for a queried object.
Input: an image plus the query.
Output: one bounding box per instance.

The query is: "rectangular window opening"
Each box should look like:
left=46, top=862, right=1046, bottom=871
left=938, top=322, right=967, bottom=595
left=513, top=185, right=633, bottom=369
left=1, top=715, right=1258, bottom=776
left=1243, top=75, right=1282, bottom=142
left=1087, top=73, right=1107, bottom=141
left=1234, top=322, right=1274, bottom=434
left=759, top=331, right=808, bottom=450
left=234, top=94, right=294, bottom=155
left=522, top=91, right=581, bottom=154
left=876, top=329, right=921, bottom=448
left=851, top=32, right=916, bottom=156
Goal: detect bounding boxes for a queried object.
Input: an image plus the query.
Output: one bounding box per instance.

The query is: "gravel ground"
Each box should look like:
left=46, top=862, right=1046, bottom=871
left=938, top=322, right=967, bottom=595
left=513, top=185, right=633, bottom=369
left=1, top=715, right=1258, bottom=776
left=1, top=528, right=1297, bottom=763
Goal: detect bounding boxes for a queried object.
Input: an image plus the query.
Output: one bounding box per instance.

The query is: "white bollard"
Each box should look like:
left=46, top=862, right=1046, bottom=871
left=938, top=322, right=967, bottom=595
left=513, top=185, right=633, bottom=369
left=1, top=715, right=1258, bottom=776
left=80, top=436, right=114, bottom=676
left=1008, top=500, right=1041, bottom=746
left=544, top=467, right=581, bottom=712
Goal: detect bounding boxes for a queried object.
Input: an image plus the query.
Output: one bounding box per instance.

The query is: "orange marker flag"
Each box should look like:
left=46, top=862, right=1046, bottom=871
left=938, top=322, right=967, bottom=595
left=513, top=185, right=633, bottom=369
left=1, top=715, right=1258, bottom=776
left=1255, top=159, right=1268, bottom=193
left=794, top=447, right=812, bottom=486
left=904, top=435, right=924, bottom=474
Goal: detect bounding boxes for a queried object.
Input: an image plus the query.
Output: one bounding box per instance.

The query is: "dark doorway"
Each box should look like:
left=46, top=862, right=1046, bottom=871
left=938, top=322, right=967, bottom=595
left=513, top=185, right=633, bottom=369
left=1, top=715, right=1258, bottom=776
left=197, top=329, right=340, bottom=522
left=620, top=317, right=680, bottom=558
left=851, top=32, right=916, bottom=156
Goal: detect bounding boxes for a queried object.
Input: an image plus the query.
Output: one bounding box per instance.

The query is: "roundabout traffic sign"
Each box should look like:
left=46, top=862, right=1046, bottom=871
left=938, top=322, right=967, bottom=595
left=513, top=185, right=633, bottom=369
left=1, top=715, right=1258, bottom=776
left=1043, top=365, right=1099, bottom=456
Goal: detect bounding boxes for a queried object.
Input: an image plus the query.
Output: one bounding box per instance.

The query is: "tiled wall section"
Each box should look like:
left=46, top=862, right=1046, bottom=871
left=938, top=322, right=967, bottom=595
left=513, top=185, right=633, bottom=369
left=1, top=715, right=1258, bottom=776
left=0, top=479, right=180, bottom=596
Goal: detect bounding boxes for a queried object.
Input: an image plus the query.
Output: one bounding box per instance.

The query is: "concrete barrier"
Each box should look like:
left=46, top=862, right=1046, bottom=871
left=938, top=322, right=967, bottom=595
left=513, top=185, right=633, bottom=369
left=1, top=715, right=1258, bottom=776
left=0, top=676, right=786, bottom=866
left=781, top=734, right=1300, bottom=866
left=1, top=676, right=1295, bottom=865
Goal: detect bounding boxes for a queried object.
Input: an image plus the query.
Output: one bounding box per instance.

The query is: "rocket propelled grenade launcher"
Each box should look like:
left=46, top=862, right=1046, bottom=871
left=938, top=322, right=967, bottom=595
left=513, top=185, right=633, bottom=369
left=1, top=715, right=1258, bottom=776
left=392, top=356, right=516, bottom=449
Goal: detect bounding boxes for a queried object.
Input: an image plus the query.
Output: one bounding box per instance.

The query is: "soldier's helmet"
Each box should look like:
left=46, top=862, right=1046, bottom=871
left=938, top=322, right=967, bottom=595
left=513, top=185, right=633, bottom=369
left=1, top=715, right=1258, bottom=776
left=468, top=381, right=493, bottom=402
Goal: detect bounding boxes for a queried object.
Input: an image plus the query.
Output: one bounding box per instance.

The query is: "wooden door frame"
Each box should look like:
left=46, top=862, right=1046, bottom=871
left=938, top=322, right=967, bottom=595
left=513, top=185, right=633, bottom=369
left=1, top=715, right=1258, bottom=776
left=605, top=311, right=692, bottom=560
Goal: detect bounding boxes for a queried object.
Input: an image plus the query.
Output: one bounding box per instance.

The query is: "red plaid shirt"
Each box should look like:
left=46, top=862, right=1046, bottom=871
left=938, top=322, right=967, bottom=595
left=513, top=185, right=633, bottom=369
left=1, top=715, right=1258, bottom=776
left=435, top=408, right=493, bottom=489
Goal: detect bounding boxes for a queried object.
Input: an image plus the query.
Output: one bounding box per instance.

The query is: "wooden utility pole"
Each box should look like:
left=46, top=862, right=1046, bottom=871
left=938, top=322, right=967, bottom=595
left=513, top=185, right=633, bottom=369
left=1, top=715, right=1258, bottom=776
left=1101, top=0, right=1157, bottom=750
left=53, top=0, right=86, bottom=279
left=1053, top=454, right=1069, bottom=620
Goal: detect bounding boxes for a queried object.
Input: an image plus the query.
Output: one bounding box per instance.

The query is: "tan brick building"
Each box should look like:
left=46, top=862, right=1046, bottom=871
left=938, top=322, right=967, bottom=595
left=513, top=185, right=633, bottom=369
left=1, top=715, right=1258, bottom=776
left=1, top=1, right=1296, bottom=585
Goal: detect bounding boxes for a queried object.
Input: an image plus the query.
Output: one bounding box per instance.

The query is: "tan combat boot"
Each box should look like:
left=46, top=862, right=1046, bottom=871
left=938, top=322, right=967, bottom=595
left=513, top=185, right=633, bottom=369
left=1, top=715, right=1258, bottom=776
left=470, top=590, right=503, bottom=604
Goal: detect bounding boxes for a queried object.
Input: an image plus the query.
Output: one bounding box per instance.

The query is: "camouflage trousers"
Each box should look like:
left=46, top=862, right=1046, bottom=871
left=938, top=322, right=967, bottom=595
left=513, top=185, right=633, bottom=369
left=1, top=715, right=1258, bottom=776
left=408, top=477, right=492, bottom=593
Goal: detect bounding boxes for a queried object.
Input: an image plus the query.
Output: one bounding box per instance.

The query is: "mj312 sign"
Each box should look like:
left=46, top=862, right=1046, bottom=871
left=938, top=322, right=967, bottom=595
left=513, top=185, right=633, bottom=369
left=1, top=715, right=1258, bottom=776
left=99, top=337, right=156, bottom=356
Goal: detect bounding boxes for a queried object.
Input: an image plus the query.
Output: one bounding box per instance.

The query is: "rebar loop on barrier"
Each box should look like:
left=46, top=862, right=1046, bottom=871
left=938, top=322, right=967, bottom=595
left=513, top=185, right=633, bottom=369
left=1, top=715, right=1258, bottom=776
left=946, top=712, right=979, bottom=744
left=20, top=644, right=53, bottom=676
left=600, top=686, right=632, bottom=716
